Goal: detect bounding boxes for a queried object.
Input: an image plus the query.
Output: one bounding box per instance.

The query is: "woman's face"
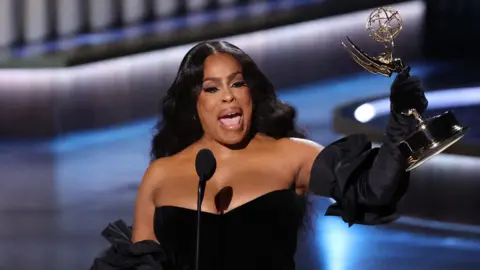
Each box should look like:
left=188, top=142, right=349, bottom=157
left=197, top=53, right=253, bottom=146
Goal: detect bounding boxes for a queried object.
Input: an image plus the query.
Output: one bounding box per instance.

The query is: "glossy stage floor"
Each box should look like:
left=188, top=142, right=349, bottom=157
left=1, top=67, right=480, bottom=270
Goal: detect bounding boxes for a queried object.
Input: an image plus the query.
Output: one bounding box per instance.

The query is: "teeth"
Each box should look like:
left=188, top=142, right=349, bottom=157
left=222, top=112, right=240, bottom=118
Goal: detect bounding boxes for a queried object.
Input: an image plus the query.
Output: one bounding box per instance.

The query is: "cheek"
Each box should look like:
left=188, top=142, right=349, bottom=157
left=197, top=94, right=217, bottom=120
left=236, top=88, right=251, bottom=103
left=240, top=88, right=253, bottom=111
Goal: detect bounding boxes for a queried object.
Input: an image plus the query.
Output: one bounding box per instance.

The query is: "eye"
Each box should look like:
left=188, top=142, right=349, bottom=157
left=232, top=81, right=247, bottom=88
left=203, top=86, right=218, bottom=93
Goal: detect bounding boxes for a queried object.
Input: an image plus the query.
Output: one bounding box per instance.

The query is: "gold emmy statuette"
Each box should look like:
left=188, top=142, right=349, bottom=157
left=342, top=7, right=469, bottom=171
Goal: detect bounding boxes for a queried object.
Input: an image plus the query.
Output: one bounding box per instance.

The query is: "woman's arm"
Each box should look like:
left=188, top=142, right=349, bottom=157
left=295, top=67, right=428, bottom=226
left=90, top=161, right=168, bottom=270
left=132, top=160, right=164, bottom=243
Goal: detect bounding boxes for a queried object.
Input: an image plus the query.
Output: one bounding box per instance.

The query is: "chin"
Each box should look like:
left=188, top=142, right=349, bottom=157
left=218, top=131, right=249, bottom=147
left=215, top=124, right=253, bottom=148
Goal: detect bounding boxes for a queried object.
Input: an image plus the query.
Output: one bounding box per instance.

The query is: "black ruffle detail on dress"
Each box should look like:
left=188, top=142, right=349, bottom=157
left=90, top=219, right=168, bottom=270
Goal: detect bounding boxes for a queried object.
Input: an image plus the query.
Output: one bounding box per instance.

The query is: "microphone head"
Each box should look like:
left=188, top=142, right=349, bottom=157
left=195, top=149, right=216, bottom=183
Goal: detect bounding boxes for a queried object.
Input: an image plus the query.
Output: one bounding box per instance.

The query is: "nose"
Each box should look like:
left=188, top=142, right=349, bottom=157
left=222, top=88, right=235, bottom=103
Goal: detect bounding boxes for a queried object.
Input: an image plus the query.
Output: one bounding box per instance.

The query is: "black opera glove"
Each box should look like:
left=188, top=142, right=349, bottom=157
left=386, top=66, right=429, bottom=153
left=309, top=134, right=410, bottom=227
left=307, top=68, right=429, bottom=226
left=307, top=68, right=430, bottom=226
left=390, top=66, right=428, bottom=116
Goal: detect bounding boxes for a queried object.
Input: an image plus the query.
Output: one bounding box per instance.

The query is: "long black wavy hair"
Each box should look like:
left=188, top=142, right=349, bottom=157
left=151, top=41, right=307, bottom=160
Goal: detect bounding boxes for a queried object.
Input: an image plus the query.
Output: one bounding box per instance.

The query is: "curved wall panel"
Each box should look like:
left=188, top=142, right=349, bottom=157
left=0, top=1, right=425, bottom=138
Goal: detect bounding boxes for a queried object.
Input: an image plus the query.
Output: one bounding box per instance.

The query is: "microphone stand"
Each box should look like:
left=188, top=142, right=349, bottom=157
left=196, top=180, right=206, bottom=270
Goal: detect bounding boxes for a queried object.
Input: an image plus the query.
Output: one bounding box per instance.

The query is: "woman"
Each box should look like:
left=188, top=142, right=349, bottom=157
left=91, top=41, right=427, bottom=270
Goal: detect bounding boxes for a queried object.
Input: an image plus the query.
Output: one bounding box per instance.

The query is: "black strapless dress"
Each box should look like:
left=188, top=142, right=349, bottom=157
left=91, top=132, right=412, bottom=270
left=155, top=189, right=304, bottom=270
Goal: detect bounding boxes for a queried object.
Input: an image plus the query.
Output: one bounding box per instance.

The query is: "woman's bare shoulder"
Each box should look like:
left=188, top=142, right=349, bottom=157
left=133, top=153, right=190, bottom=243
left=141, top=151, right=193, bottom=189
left=271, top=138, right=324, bottom=191
left=276, top=137, right=324, bottom=155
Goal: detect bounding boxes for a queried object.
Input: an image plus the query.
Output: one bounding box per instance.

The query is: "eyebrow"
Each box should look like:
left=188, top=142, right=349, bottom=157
left=203, top=71, right=242, bottom=82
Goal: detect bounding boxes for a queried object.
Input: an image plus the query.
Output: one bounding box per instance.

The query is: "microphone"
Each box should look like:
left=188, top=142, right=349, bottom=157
left=194, top=149, right=216, bottom=270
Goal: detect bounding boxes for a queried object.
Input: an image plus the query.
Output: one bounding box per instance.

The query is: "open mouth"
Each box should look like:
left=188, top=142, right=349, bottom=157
left=218, top=108, right=243, bottom=129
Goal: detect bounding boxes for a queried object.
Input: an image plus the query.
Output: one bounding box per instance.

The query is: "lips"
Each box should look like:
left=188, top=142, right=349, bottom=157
left=218, top=107, right=243, bottom=129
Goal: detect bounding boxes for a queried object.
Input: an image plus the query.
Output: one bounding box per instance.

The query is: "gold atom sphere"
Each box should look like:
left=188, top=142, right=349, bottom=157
left=366, top=7, right=403, bottom=43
